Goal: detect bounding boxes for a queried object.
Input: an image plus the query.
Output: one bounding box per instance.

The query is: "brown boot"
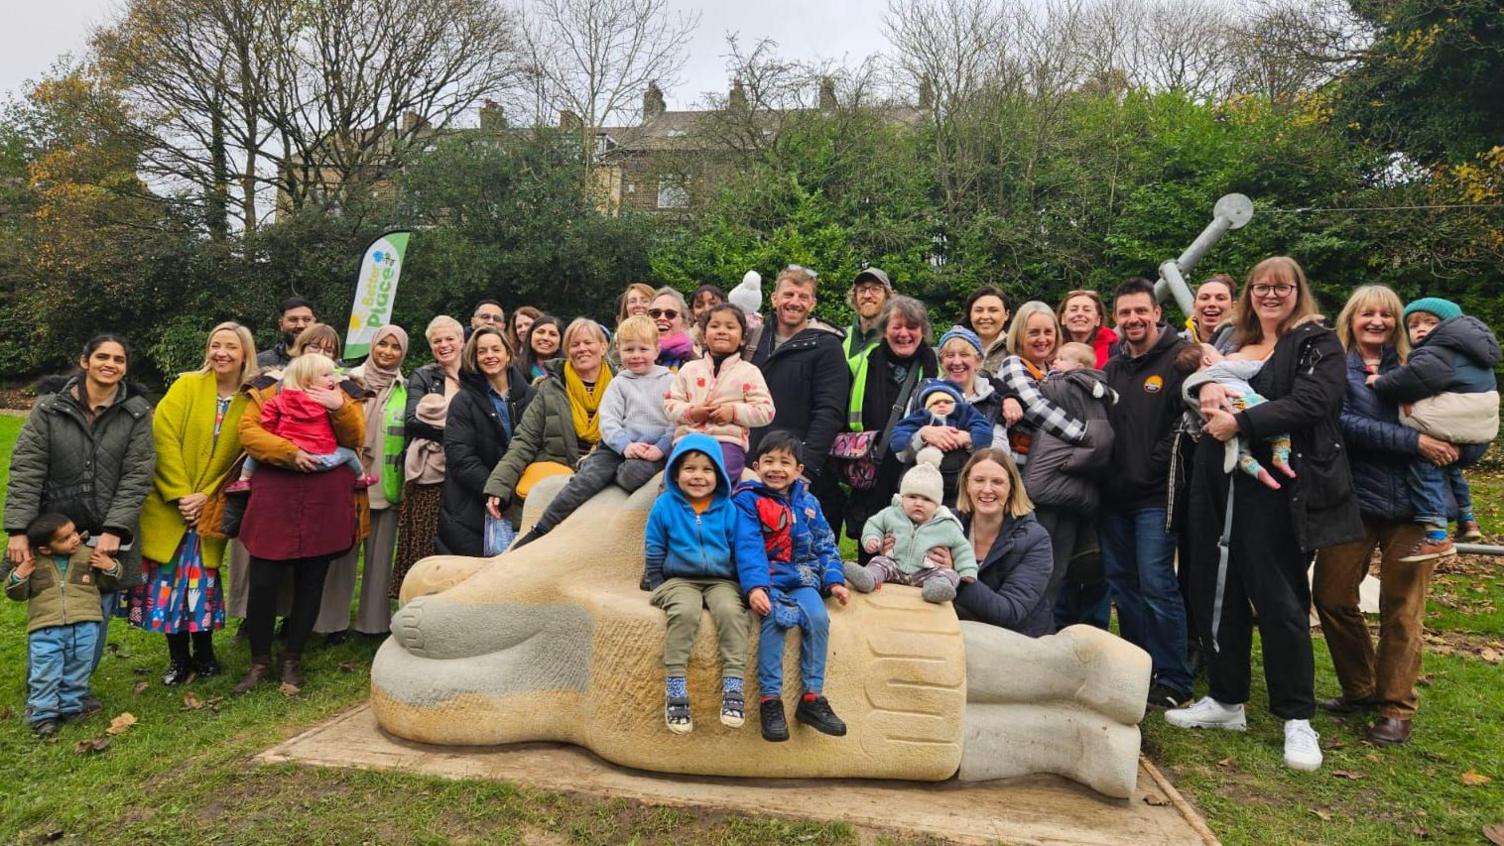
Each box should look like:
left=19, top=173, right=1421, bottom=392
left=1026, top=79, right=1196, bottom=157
left=1368, top=717, right=1413, bottom=746
left=280, top=653, right=305, bottom=690
left=233, top=656, right=273, bottom=695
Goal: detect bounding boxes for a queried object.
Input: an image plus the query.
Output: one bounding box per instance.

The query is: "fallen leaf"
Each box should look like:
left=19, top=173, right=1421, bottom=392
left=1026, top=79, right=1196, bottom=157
left=1417, top=674, right=1435, bottom=687
left=1331, top=770, right=1363, bottom=780
left=278, top=682, right=300, bottom=697
left=1311, top=808, right=1333, bottom=821
left=182, top=693, right=203, bottom=711
left=0, top=706, right=12, bottom=721
left=1216, top=757, right=1236, bottom=768
left=337, top=660, right=357, bottom=673
left=74, top=736, right=110, bottom=754
left=1326, top=739, right=1347, bottom=750
left=1482, top=822, right=1504, bottom=845
left=105, top=712, right=137, bottom=735
left=1462, top=771, right=1493, bottom=786
left=1480, top=648, right=1501, bottom=664
left=1365, top=753, right=1382, bottom=763
left=132, top=681, right=148, bottom=695
left=1412, top=826, right=1429, bottom=839
left=1143, top=795, right=1168, bottom=807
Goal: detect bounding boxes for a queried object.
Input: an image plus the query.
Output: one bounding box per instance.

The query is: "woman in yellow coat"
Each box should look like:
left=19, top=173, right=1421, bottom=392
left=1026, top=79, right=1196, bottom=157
left=125, top=323, right=257, bottom=685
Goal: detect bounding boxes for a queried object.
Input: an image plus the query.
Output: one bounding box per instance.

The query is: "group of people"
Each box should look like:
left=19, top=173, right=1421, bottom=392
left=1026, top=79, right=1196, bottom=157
left=3, top=260, right=1495, bottom=775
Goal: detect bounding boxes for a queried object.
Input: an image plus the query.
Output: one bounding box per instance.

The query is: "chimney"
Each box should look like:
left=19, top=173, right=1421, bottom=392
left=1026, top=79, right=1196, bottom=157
left=918, top=76, right=934, bottom=110
left=402, top=111, right=423, bottom=133
left=479, top=99, right=505, bottom=131
left=818, top=76, right=837, bottom=110
left=729, top=77, right=747, bottom=111
left=559, top=109, right=582, bottom=131
left=643, top=81, right=666, bottom=120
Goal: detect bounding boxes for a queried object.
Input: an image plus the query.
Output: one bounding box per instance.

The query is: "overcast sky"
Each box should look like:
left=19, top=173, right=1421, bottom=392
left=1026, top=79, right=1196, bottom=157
left=3, top=0, right=890, bottom=110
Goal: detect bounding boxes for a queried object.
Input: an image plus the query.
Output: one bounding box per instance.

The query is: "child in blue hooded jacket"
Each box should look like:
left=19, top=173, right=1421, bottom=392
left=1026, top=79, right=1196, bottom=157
left=733, top=430, right=850, bottom=742
left=645, top=433, right=769, bottom=734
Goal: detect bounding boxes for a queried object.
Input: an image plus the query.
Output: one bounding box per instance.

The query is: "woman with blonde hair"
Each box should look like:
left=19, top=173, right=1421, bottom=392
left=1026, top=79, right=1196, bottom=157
left=485, top=318, right=614, bottom=522
left=128, top=322, right=256, bottom=685
left=616, top=282, right=656, bottom=324
left=1312, top=284, right=1457, bottom=747
left=951, top=448, right=1054, bottom=636
left=1169, top=256, right=1362, bottom=772
left=390, top=315, right=464, bottom=597
left=994, top=301, right=1089, bottom=466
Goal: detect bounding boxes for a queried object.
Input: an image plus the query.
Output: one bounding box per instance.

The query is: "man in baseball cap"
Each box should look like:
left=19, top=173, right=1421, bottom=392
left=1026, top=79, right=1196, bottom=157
left=842, top=267, right=893, bottom=373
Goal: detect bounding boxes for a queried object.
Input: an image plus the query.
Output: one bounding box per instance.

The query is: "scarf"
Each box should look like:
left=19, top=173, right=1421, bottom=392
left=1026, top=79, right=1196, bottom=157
left=564, top=360, right=613, bottom=445
left=659, top=331, right=695, bottom=367
left=354, top=326, right=409, bottom=470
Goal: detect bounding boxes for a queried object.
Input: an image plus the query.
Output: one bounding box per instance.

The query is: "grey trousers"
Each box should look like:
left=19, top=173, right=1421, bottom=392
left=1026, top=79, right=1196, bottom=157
left=226, top=539, right=291, bottom=619
left=863, top=555, right=962, bottom=590
left=315, top=507, right=399, bottom=634
left=535, top=448, right=662, bottom=532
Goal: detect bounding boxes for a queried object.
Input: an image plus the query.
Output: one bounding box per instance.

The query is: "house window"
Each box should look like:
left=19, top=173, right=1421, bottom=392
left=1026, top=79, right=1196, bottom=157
left=656, top=176, right=689, bottom=209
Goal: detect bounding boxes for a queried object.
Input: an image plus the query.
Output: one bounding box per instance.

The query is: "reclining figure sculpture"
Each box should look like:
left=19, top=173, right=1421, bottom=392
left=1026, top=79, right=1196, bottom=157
left=370, top=476, right=1152, bottom=798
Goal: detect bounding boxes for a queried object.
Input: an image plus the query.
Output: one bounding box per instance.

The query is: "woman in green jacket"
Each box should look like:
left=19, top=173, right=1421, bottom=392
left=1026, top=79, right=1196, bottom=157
left=4, top=334, right=156, bottom=679
left=126, top=323, right=256, bottom=685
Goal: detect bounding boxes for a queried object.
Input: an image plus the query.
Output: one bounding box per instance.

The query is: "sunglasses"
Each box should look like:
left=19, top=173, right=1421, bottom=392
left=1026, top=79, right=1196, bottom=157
left=648, top=308, right=680, bottom=320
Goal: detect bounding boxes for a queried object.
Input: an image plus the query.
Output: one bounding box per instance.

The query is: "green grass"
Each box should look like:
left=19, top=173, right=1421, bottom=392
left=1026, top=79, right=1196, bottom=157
left=2, top=412, right=1502, bottom=845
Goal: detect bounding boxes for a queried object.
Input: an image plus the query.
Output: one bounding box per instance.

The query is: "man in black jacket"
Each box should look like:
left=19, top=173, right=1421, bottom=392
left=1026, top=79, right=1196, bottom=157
left=1102, top=277, right=1193, bottom=710
left=256, top=297, right=316, bottom=369
left=750, top=266, right=851, bottom=531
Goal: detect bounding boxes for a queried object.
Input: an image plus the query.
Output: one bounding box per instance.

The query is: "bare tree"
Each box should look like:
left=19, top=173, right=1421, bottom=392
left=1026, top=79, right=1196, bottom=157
left=1132, top=0, right=1237, bottom=101
left=1224, top=0, right=1372, bottom=105
left=522, top=0, right=698, bottom=175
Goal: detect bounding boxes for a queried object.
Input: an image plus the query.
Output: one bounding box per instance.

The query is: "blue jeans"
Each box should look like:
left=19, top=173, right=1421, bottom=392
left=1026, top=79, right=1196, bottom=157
left=756, top=587, right=829, bottom=697
left=1055, top=580, right=1111, bottom=630
left=1102, top=507, right=1192, bottom=695
left=92, top=590, right=119, bottom=674
left=1409, top=444, right=1485, bottom=526
left=27, top=622, right=100, bottom=724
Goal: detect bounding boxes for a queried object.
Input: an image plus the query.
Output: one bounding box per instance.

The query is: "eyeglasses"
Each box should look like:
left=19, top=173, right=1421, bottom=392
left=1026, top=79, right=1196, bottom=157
left=1250, top=283, right=1297, bottom=298
left=648, top=308, right=679, bottom=320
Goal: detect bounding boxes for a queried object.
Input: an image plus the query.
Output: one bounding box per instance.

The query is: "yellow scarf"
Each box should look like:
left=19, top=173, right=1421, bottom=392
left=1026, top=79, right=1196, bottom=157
left=564, top=361, right=613, bottom=445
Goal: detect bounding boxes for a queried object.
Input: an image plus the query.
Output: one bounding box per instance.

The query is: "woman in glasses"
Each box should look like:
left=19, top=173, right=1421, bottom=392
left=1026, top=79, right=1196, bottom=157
left=648, top=288, right=695, bottom=372
left=1168, top=256, right=1362, bottom=773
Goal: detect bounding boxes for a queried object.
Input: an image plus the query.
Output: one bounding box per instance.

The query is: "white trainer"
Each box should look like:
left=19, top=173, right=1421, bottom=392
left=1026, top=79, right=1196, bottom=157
left=1165, top=696, right=1247, bottom=731
left=1283, top=719, right=1323, bottom=771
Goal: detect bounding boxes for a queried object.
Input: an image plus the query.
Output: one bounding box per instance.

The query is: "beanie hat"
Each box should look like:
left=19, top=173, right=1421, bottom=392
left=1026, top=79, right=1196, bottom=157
left=853, top=267, right=893, bottom=292
left=729, top=270, right=762, bottom=316
left=916, top=379, right=964, bottom=410
left=937, top=325, right=983, bottom=356
left=899, top=461, right=944, bottom=505
left=1402, top=297, right=1461, bottom=324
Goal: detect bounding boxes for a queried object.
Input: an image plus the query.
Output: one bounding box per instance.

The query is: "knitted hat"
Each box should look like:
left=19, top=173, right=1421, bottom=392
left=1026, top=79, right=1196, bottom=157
left=1402, top=297, right=1461, bottom=324
left=937, top=325, right=983, bottom=355
left=853, top=267, right=893, bottom=292
left=916, top=379, right=964, bottom=410
left=728, top=270, right=762, bottom=316
left=899, top=461, right=944, bottom=505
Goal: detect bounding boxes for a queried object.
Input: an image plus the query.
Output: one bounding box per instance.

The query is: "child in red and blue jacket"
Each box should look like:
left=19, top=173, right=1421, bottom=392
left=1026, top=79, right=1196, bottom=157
left=733, top=429, right=850, bottom=743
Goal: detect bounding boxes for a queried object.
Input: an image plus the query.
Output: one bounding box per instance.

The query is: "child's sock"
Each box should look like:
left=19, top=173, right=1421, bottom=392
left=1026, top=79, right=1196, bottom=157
left=1424, top=526, right=1448, bottom=543
left=666, top=676, right=688, bottom=699
left=723, top=677, right=744, bottom=696
left=720, top=677, right=745, bottom=728
left=802, top=692, right=819, bottom=703
left=1460, top=511, right=1476, bottom=524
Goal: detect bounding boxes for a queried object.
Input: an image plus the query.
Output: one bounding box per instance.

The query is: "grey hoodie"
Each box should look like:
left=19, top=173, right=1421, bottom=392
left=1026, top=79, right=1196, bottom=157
left=599, top=365, right=675, bottom=455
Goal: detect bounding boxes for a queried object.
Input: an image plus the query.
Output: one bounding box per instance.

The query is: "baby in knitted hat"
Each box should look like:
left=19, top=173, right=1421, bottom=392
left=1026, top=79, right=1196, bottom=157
left=889, top=379, right=995, bottom=468
left=845, top=460, right=978, bottom=603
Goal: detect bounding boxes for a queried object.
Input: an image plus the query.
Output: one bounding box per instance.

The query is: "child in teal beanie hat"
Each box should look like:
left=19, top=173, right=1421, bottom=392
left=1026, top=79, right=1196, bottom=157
left=1370, top=297, right=1500, bottom=561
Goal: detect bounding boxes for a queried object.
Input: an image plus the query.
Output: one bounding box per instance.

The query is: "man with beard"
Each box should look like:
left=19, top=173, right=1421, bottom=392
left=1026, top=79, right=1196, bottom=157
left=256, top=297, right=316, bottom=369
left=750, top=265, right=850, bottom=530
left=1102, top=277, right=1194, bottom=711
left=842, top=268, right=893, bottom=373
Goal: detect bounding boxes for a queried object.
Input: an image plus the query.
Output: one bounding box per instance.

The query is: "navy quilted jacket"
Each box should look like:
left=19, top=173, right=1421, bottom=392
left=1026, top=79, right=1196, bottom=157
left=1340, top=348, right=1420, bottom=522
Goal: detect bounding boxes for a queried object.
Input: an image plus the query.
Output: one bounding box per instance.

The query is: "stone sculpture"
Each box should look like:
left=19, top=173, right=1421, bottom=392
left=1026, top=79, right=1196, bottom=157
left=371, top=475, right=1151, bottom=798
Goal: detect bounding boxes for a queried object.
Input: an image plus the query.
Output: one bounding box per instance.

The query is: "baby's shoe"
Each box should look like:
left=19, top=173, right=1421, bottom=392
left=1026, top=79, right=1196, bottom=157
left=354, top=474, right=378, bottom=490
left=224, top=479, right=251, bottom=495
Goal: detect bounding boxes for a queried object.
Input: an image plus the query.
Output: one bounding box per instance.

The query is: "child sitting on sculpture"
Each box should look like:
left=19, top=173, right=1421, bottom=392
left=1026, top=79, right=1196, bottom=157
left=644, top=433, right=769, bottom=734
left=846, top=460, right=978, bottom=603
left=514, top=316, right=675, bottom=548
left=1174, top=341, right=1296, bottom=490
left=664, top=303, right=775, bottom=482
left=225, top=353, right=374, bottom=492
left=733, top=430, right=851, bottom=742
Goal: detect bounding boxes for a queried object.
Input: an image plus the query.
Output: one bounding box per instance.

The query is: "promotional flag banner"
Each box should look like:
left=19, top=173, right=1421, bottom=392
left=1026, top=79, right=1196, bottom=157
left=345, top=230, right=412, bottom=359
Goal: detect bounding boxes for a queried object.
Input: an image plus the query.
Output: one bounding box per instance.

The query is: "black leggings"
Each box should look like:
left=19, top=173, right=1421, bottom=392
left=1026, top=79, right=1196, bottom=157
left=165, top=631, right=215, bottom=664
left=246, top=555, right=334, bottom=657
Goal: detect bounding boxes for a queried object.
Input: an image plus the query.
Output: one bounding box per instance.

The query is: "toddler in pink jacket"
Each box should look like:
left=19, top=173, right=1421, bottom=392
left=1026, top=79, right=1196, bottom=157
left=665, top=304, right=775, bottom=481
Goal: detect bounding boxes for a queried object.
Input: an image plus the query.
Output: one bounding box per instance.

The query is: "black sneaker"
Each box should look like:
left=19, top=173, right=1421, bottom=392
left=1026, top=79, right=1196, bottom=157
left=32, top=720, right=59, bottom=737
left=324, top=629, right=352, bottom=646
left=77, top=696, right=103, bottom=717
left=195, top=653, right=222, bottom=678
left=162, top=661, right=194, bottom=687
left=794, top=695, right=847, bottom=736
left=760, top=698, right=789, bottom=742
left=1146, top=685, right=1190, bottom=710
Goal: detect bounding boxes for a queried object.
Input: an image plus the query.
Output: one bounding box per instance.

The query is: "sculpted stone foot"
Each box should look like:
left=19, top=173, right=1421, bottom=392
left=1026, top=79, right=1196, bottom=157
left=372, top=475, right=1150, bottom=796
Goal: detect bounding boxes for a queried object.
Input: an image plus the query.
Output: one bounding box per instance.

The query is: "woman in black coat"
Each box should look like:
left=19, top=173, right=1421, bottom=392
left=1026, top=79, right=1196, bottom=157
left=951, top=448, right=1054, bottom=637
left=1171, top=257, right=1363, bottom=773
left=439, top=328, right=533, bottom=556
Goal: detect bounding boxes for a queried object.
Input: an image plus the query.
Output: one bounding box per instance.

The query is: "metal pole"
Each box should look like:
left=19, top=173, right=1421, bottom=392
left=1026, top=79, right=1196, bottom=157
left=1155, top=193, right=1254, bottom=315
left=1455, top=543, right=1504, bottom=556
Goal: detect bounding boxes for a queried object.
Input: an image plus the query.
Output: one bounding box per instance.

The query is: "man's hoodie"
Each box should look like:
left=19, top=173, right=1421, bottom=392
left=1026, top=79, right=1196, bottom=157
left=599, top=364, right=675, bottom=457
left=733, top=477, right=844, bottom=594
left=1101, top=325, right=1187, bottom=509
left=643, top=433, right=770, bottom=592
left=860, top=497, right=979, bottom=579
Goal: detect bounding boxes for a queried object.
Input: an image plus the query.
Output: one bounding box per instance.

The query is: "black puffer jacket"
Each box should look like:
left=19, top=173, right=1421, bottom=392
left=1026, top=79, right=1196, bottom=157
left=954, top=511, right=1054, bottom=637
left=404, top=362, right=451, bottom=445
left=1340, top=347, right=1421, bottom=523
left=1372, top=315, right=1500, bottom=401
left=1022, top=369, right=1116, bottom=516
left=748, top=321, right=850, bottom=477
left=439, top=374, right=534, bottom=555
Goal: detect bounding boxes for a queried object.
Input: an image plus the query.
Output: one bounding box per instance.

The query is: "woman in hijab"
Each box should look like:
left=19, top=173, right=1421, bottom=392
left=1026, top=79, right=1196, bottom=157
left=315, top=325, right=408, bottom=642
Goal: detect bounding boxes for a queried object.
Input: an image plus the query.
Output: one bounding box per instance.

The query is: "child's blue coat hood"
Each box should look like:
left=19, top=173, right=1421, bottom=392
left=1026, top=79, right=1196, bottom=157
left=664, top=432, right=734, bottom=502
left=643, top=433, right=769, bottom=592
